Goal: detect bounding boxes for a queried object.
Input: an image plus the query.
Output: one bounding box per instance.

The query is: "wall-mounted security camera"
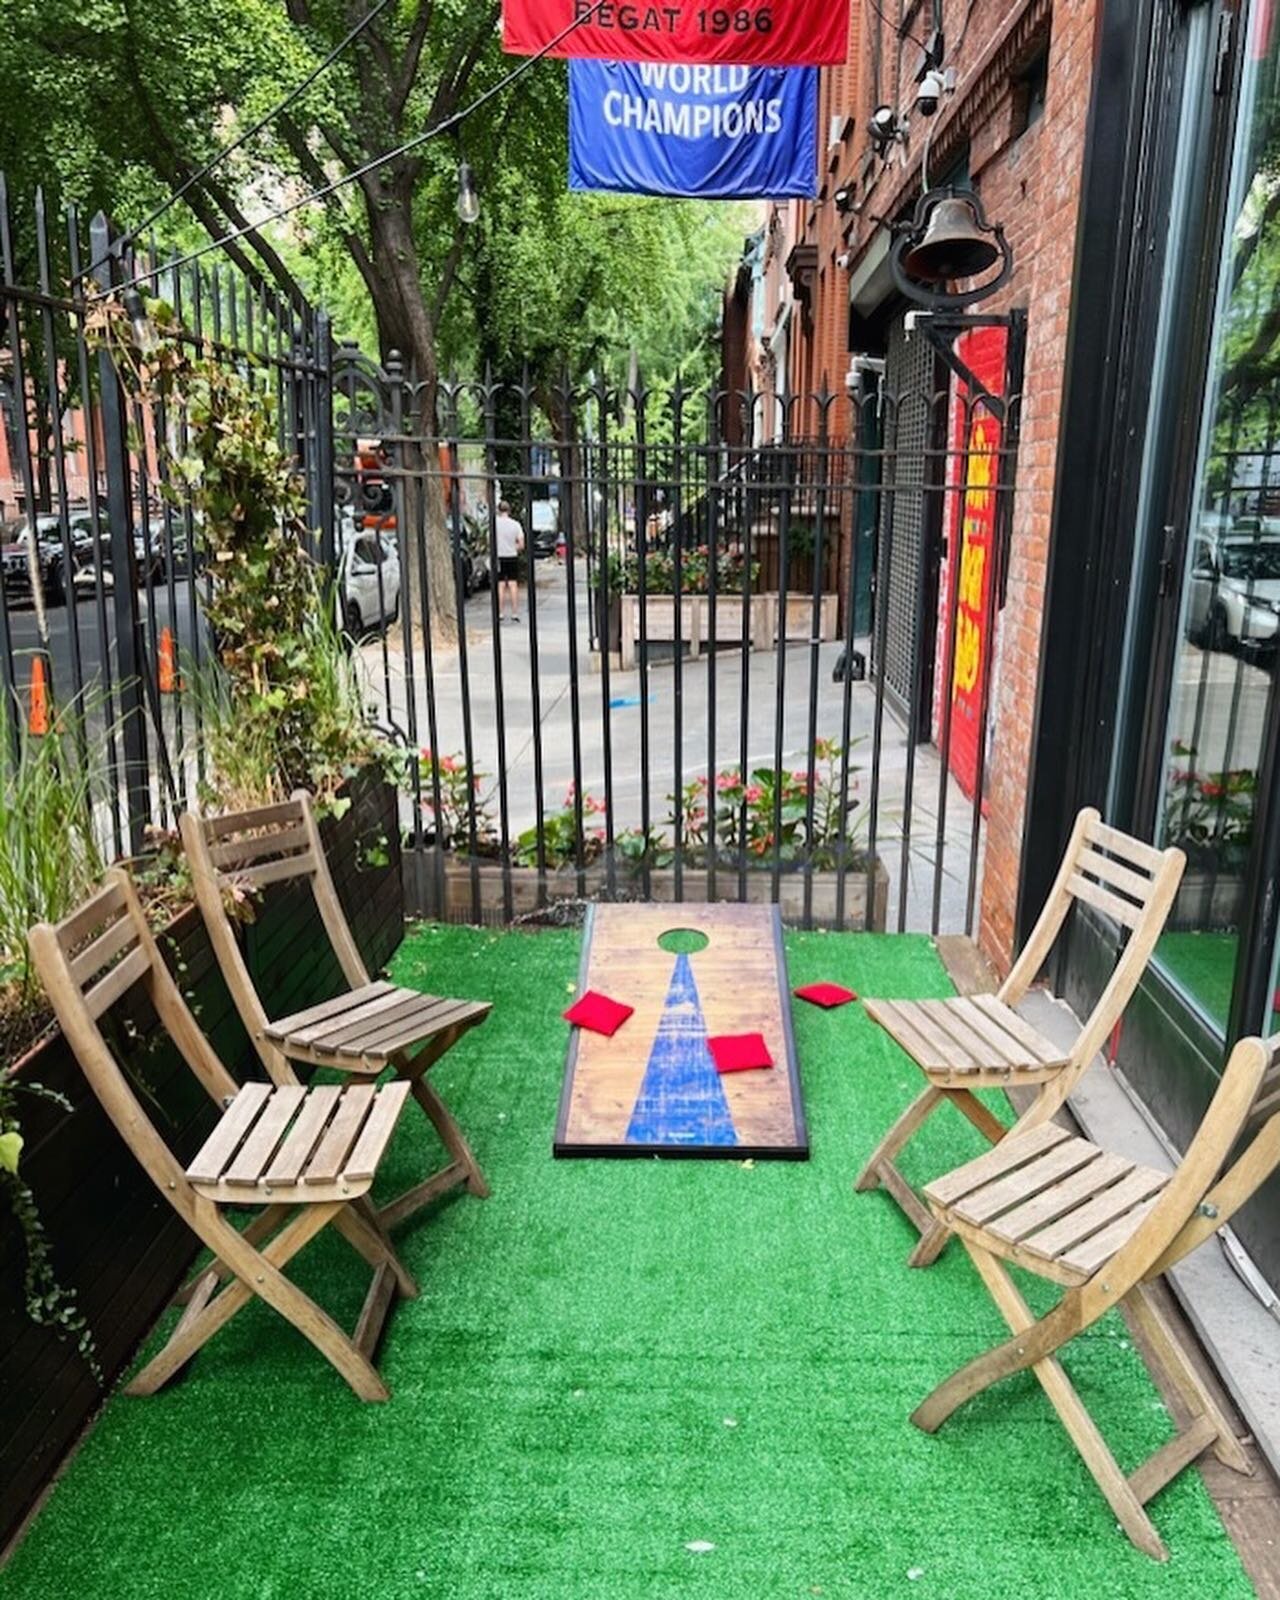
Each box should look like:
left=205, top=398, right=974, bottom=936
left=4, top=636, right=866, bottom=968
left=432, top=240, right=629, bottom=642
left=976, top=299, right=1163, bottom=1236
left=916, top=69, right=947, bottom=117
left=834, top=184, right=857, bottom=215
left=868, top=105, right=905, bottom=154
left=836, top=250, right=852, bottom=270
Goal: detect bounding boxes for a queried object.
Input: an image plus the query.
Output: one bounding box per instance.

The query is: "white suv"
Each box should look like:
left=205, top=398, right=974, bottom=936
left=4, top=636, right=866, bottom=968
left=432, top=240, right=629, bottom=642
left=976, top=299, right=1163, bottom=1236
left=1187, top=518, right=1280, bottom=653
left=338, top=516, right=401, bottom=637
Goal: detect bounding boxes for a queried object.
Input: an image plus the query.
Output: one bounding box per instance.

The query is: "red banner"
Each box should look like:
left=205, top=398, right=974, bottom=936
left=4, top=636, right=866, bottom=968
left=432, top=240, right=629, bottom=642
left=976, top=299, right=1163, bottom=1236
left=503, top=0, right=847, bottom=66
left=935, top=327, right=1006, bottom=801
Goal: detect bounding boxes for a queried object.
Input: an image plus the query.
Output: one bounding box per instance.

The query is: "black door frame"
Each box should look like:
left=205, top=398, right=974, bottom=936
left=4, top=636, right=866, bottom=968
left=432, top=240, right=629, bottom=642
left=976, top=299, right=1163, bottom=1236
left=1021, top=0, right=1252, bottom=962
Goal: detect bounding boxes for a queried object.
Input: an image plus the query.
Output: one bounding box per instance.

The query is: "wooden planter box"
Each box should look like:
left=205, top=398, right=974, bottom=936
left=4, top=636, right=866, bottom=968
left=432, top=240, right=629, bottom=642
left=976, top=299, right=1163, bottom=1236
left=0, top=771, right=403, bottom=1551
left=615, top=591, right=839, bottom=671
left=419, top=854, right=888, bottom=931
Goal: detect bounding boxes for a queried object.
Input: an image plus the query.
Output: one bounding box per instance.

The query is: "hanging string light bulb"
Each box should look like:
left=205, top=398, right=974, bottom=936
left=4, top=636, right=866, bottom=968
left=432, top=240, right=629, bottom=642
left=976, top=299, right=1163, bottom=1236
left=456, top=161, right=480, bottom=226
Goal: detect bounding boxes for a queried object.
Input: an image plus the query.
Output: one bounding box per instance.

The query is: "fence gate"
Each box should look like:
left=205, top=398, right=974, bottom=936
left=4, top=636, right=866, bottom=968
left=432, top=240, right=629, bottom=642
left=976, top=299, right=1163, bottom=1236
left=333, top=317, right=1025, bottom=936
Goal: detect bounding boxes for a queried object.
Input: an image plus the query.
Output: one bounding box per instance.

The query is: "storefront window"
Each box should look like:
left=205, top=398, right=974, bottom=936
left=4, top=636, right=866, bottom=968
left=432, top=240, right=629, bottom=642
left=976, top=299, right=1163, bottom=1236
left=1154, top=4, right=1280, bottom=1031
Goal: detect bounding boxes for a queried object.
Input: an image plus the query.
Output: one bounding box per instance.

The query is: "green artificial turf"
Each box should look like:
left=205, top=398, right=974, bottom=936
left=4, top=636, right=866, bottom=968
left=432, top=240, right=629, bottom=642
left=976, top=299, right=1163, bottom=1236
left=1, top=926, right=1256, bottom=1599
left=1155, top=932, right=1239, bottom=1030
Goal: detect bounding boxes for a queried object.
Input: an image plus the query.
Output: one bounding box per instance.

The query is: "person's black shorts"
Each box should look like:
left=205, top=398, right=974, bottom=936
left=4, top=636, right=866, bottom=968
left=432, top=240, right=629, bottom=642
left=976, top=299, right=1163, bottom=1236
left=498, top=556, right=520, bottom=582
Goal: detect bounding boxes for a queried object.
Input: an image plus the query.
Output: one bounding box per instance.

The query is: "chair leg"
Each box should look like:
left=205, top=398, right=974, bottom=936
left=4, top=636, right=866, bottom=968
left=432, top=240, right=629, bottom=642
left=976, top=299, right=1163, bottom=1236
left=338, top=1198, right=420, bottom=1299
left=131, top=1200, right=391, bottom=1402
left=907, top=1219, right=951, bottom=1268
left=128, top=1202, right=338, bottom=1396
left=1125, top=1282, right=1252, bottom=1476
left=172, top=1203, right=290, bottom=1304
left=407, top=1071, right=490, bottom=1200
left=941, top=1087, right=1007, bottom=1145
left=916, top=1243, right=1168, bottom=1560
left=855, top=1085, right=943, bottom=1193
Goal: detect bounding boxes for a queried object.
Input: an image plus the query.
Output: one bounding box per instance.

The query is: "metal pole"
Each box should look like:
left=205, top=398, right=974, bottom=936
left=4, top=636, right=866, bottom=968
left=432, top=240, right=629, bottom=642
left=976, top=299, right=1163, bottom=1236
left=89, top=212, right=151, bottom=852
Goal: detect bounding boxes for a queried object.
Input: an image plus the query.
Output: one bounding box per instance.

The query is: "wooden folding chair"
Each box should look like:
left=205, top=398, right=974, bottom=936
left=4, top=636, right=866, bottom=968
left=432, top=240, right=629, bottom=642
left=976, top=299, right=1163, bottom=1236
left=29, top=870, right=418, bottom=1401
left=857, top=809, right=1184, bottom=1264
left=181, top=791, right=491, bottom=1231
left=910, top=1029, right=1280, bottom=1558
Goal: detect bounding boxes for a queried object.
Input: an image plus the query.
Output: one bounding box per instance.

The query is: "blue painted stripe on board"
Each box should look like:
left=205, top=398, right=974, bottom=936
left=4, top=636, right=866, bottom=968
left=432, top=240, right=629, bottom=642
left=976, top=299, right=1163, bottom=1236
left=625, top=952, right=737, bottom=1146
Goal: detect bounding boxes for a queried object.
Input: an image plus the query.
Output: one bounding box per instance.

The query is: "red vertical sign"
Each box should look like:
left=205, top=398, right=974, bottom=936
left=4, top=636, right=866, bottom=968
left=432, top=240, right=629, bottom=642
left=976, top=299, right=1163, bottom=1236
left=937, top=327, right=1006, bottom=800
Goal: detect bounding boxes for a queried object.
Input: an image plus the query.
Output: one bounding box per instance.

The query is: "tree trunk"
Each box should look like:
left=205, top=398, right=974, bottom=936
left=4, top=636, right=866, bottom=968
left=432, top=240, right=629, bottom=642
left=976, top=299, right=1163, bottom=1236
left=543, top=384, right=587, bottom=556
left=363, top=188, right=457, bottom=646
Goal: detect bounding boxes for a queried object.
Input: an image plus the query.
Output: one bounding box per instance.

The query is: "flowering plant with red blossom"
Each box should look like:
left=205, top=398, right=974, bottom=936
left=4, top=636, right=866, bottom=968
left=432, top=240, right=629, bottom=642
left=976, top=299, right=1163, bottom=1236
left=1161, top=740, right=1256, bottom=866
left=666, top=736, right=865, bottom=868
left=417, top=748, right=495, bottom=851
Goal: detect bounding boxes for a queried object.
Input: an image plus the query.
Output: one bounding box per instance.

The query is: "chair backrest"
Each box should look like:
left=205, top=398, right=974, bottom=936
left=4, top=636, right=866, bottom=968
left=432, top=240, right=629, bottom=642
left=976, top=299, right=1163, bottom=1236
left=1000, top=808, right=1185, bottom=1086
left=1096, top=1031, right=1280, bottom=1296
left=179, top=791, right=369, bottom=1082
left=27, top=870, right=240, bottom=1222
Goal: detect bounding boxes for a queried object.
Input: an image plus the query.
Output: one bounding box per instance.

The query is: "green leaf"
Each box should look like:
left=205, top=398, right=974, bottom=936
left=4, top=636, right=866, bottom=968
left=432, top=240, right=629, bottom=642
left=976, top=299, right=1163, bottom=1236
left=0, top=1130, right=24, bottom=1174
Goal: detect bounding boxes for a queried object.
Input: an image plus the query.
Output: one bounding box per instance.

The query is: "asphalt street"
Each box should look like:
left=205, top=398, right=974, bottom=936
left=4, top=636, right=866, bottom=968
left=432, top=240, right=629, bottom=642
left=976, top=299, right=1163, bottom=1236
left=4, top=578, right=206, bottom=708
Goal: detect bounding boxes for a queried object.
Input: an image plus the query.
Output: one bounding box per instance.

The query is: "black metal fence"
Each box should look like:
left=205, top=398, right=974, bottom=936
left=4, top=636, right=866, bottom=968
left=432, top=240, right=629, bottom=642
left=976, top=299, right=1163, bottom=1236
left=1, top=170, right=1025, bottom=934
left=335, top=331, right=1025, bottom=935
left=0, top=179, right=331, bottom=856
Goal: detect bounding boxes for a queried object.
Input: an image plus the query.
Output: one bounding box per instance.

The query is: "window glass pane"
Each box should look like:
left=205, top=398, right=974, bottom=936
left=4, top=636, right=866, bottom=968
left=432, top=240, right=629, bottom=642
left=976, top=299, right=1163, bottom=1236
left=1156, top=4, right=1280, bottom=1032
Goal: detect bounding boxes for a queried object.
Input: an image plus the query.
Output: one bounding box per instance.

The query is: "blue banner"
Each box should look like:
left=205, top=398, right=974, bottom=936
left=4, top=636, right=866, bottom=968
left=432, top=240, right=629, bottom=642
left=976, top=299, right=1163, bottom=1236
left=568, top=61, right=818, bottom=200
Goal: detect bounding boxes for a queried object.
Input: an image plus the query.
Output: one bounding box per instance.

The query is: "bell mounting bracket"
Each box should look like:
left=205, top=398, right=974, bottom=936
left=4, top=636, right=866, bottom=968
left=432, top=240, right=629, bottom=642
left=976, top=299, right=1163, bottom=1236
left=889, top=185, right=1013, bottom=309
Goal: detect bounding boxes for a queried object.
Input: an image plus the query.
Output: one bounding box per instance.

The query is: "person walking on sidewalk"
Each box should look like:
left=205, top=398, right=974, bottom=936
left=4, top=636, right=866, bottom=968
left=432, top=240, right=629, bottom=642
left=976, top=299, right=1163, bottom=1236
left=495, top=500, right=524, bottom=623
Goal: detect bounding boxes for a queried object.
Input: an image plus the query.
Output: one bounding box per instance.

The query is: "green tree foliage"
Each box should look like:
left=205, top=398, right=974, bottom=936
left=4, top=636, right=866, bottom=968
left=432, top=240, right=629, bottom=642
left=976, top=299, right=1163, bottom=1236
left=1, top=0, right=751, bottom=623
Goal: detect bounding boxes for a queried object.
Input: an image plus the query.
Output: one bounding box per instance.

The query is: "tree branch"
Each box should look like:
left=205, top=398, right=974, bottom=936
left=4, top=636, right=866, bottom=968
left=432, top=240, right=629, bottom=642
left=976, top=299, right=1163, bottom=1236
left=426, top=4, right=502, bottom=125
left=393, top=0, right=436, bottom=123
left=117, top=5, right=304, bottom=302
left=430, top=227, right=467, bottom=323
left=276, top=111, right=378, bottom=285
left=1232, top=180, right=1280, bottom=292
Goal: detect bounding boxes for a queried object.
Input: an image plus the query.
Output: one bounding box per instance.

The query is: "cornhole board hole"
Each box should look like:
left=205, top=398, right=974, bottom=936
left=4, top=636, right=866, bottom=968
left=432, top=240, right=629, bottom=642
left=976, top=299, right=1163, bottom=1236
left=555, top=903, right=807, bottom=1159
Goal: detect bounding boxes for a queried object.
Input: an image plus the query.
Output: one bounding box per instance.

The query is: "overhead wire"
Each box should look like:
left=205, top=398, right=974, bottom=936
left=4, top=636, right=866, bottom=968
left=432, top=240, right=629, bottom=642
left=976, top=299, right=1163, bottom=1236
left=863, top=0, right=933, bottom=59
left=73, top=0, right=398, bottom=282
left=96, top=2, right=606, bottom=299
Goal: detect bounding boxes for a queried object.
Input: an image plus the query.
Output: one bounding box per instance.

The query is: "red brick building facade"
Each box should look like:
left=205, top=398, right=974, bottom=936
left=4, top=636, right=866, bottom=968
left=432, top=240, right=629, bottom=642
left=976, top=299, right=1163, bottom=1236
left=739, top=0, right=1101, bottom=972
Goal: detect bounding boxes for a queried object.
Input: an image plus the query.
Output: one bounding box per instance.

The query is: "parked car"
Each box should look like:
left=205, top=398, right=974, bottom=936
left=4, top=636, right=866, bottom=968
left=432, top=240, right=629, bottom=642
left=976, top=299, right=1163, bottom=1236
left=457, top=511, right=492, bottom=596
left=338, top=517, right=401, bottom=638
left=1, top=513, right=73, bottom=606
left=529, top=499, right=558, bottom=558
left=1187, top=518, right=1280, bottom=653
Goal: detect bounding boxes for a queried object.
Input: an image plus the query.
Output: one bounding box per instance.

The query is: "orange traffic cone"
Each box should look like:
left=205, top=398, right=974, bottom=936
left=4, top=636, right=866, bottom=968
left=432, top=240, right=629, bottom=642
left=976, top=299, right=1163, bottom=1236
left=158, top=626, right=179, bottom=694
left=28, top=656, right=49, bottom=736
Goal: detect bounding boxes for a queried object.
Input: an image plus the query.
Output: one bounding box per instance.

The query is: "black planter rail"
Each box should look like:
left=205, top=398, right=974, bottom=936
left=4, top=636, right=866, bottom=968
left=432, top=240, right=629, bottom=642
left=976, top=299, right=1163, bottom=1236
left=0, top=181, right=331, bottom=856
left=333, top=340, right=1025, bottom=936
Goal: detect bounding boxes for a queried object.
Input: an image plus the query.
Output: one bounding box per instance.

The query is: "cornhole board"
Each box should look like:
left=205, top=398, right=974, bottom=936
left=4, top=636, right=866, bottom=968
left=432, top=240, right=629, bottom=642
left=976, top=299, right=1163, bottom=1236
left=555, top=902, right=807, bottom=1159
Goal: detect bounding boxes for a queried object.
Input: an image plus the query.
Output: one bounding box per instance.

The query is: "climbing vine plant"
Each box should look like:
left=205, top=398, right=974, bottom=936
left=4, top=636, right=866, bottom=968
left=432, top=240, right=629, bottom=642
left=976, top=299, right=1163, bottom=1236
left=93, top=293, right=388, bottom=810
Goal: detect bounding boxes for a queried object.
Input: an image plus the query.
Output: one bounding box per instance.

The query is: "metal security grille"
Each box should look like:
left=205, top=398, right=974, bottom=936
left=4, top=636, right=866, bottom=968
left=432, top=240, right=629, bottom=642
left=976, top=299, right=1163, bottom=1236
left=879, top=317, right=944, bottom=729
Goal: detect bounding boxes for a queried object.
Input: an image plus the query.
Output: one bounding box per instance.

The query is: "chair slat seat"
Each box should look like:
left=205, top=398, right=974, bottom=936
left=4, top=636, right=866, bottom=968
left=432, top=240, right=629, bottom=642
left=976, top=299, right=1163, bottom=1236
left=865, top=994, right=1070, bottom=1082
left=187, top=1081, right=411, bottom=1202
left=924, top=1131, right=1169, bottom=1286
left=264, top=982, right=492, bottom=1066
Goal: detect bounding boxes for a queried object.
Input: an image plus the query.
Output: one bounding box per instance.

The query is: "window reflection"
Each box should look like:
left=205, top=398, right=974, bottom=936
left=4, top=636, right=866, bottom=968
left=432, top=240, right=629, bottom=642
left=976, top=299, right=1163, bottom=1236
left=1157, top=7, right=1279, bottom=1031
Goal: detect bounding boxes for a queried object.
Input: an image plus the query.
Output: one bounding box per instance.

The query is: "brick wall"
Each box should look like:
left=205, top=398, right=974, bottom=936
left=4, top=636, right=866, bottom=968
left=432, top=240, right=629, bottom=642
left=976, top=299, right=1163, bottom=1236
left=970, top=0, right=1098, bottom=970
left=771, top=0, right=1100, bottom=972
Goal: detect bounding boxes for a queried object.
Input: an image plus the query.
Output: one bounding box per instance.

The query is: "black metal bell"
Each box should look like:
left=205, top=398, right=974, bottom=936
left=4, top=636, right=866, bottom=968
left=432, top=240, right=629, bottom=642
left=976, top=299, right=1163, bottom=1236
left=902, top=196, right=1001, bottom=283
